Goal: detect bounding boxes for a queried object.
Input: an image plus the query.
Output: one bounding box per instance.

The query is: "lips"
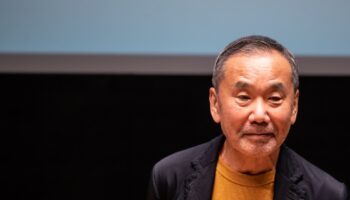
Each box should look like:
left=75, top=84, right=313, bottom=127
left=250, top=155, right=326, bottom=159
left=243, top=132, right=273, bottom=135
left=242, top=126, right=274, bottom=136
left=243, top=132, right=274, bottom=136
left=242, top=133, right=274, bottom=142
left=243, top=132, right=274, bottom=137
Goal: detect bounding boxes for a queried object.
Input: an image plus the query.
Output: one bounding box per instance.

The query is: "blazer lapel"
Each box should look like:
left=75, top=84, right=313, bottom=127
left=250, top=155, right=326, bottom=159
left=183, top=135, right=225, bottom=200
left=184, top=162, right=217, bottom=200
left=274, top=145, right=306, bottom=200
left=274, top=173, right=303, bottom=200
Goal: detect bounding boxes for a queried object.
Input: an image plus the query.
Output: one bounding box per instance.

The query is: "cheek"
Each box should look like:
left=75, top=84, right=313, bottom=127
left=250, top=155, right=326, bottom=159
left=269, top=107, right=294, bottom=132
left=220, top=104, right=249, bottom=132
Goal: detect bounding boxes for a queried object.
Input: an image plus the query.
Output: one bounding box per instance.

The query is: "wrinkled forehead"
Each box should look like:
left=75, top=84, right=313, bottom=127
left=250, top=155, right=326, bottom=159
left=222, top=51, right=294, bottom=88
left=219, top=47, right=276, bottom=66
left=225, top=50, right=291, bottom=69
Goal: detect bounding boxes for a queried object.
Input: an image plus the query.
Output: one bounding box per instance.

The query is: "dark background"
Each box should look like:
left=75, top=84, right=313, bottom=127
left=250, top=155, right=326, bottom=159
left=1, top=74, right=349, bottom=199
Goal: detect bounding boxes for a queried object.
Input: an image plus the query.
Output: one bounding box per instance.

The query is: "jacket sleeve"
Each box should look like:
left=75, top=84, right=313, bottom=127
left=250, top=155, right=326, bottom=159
left=340, top=183, right=348, bottom=200
left=147, top=166, right=161, bottom=200
left=344, top=183, right=349, bottom=200
left=339, top=182, right=348, bottom=200
left=316, top=181, right=349, bottom=200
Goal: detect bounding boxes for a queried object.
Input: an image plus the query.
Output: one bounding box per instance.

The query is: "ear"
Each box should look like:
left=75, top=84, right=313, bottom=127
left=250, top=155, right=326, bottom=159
left=290, top=89, right=299, bottom=124
left=209, top=87, right=221, bottom=123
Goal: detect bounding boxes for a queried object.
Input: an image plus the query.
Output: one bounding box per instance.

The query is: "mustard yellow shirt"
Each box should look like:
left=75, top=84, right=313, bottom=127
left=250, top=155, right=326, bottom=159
left=212, top=156, right=275, bottom=200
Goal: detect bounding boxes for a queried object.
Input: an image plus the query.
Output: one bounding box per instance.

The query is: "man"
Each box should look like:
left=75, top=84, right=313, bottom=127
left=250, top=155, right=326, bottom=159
left=147, top=35, right=348, bottom=200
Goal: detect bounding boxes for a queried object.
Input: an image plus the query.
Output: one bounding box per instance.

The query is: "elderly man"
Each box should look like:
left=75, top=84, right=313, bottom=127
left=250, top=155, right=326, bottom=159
left=147, top=35, right=348, bottom=200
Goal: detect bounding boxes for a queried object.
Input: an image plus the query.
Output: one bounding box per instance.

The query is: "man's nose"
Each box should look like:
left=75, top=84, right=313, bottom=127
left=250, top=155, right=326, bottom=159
left=248, top=98, right=270, bottom=124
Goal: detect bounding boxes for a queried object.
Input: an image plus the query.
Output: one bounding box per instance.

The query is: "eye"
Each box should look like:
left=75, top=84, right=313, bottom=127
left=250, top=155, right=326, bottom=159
left=237, top=95, right=251, bottom=102
left=268, top=96, right=282, bottom=104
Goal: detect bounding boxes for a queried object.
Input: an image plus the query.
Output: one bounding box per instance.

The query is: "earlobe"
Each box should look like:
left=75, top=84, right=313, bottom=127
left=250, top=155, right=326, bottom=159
left=209, top=87, right=221, bottom=123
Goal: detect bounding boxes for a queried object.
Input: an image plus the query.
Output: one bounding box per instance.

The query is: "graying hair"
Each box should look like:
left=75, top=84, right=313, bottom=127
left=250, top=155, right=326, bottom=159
left=212, top=35, right=299, bottom=91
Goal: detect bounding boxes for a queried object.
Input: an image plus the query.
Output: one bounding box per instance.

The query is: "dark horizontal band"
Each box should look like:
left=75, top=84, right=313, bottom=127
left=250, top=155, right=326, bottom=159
left=1, top=54, right=350, bottom=75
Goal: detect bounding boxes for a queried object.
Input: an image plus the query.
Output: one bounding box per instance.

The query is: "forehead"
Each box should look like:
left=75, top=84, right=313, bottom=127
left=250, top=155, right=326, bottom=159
left=221, top=50, right=293, bottom=89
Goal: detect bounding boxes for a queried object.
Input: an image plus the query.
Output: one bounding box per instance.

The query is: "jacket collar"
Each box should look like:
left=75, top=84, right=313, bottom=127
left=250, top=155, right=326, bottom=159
left=184, top=135, right=224, bottom=200
left=183, top=135, right=306, bottom=200
left=274, top=145, right=306, bottom=200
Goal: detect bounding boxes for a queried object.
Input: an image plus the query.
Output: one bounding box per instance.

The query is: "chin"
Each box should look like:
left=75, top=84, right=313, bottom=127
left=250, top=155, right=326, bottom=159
left=239, top=139, right=278, bottom=157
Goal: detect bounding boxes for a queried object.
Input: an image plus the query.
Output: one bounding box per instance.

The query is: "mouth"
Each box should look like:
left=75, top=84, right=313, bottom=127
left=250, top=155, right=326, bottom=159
left=242, top=133, right=274, bottom=141
left=244, top=132, right=274, bottom=136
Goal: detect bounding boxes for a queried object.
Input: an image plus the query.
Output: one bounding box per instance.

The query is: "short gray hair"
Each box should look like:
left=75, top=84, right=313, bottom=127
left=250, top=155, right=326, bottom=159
left=212, top=35, right=299, bottom=91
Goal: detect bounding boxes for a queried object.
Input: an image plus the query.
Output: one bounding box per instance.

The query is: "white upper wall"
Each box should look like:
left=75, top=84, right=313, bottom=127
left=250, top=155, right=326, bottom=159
left=1, top=0, right=350, bottom=56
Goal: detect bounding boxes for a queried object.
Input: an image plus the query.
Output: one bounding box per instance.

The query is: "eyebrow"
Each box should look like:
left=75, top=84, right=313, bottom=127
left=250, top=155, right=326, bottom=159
left=234, top=81, right=250, bottom=89
left=234, top=81, right=286, bottom=92
left=269, top=82, right=286, bottom=92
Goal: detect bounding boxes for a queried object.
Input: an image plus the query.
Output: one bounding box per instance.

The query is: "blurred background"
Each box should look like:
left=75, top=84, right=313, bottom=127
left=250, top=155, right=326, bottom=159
left=1, top=0, right=350, bottom=199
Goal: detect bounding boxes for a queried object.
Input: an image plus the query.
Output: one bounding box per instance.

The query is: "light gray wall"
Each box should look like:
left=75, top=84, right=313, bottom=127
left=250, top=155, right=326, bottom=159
left=1, top=0, right=350, bottom=75
left=1, top=0, right=350, bottom=55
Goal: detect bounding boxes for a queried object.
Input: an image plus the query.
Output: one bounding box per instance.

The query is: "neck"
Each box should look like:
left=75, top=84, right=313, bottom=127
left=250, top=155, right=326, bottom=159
left=220, top=141, right=280, bottom=175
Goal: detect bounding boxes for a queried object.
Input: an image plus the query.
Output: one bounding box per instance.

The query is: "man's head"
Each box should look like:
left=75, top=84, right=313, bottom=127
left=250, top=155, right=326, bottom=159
left=209, top=35, right=299, bottom=160
left=212, top=35, right=299, bottom=92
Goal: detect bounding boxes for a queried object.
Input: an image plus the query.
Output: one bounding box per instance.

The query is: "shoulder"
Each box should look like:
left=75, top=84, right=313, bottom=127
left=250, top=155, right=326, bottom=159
left=152, top=136, right=219, bottom=181
left=147, top=135, right=224, bottom=200
left=281, top=146, right=348, bottom=199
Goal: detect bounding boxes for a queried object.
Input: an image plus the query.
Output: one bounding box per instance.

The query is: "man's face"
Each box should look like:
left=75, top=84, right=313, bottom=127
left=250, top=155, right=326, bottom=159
left=209, top=50, right=299, bottom=157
